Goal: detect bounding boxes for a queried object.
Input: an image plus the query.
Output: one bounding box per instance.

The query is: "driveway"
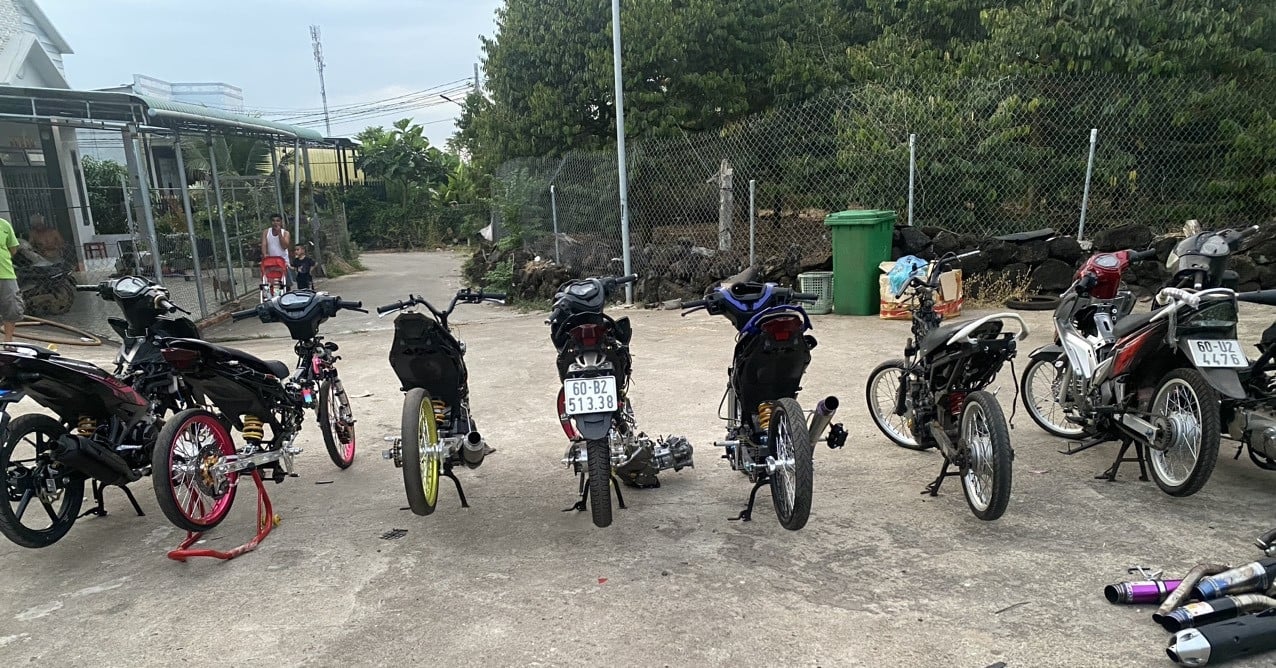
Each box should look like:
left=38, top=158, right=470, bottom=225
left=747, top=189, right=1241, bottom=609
left=0, top=250, right=1272, bottom=667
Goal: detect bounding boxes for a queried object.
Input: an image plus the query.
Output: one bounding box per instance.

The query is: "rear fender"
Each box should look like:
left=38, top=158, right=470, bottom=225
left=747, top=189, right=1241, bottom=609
left=1176, top=341, right=1246, bottom=399
left=573, top=414, right=612, bottom=440
left=1028, top=343, right=1063, bottom=361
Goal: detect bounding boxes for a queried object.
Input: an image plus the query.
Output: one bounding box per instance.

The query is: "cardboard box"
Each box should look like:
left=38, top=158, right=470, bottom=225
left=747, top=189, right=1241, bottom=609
left=878, top=261, right=964, bottom=320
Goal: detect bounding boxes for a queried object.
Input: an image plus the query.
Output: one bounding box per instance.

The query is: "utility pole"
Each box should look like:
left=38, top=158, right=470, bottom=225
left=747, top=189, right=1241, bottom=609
left=310, top=25, right=332, bottom=137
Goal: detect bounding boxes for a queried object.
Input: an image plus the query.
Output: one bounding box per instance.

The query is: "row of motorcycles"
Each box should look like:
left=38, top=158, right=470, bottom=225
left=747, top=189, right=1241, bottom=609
left=3, top=220, right=1269, bottom=551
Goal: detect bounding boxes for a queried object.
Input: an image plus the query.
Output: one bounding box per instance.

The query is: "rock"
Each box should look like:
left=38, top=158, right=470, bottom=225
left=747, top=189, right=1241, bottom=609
left=1153, top=236, right=1181, bottom=263
left=920, top=226, right=943, bottom=238
left=891, top=245, right=904, bottom=260
left=1002, top=262, right=1031, bottom=282
left=1031, top=259, right=1076, bottom=292
left=1232, top=254, right=1260, bottom=285
left=1018, top=240, right=1049, bottom=264
left=1240, top=282, right=1261, bottom=293
left=979, top=239, right=1017, bottom=269
left=1131, top=261, right=1165, bottom=287
left=1094, top=224, right=1153, bottom=252
left=954, top=252, right=990, bottom=276
left=1258, top=264, right=1276, bottom=289
left=931, top=231, right=961, bottom=256
left=898, top=226, right=932, bottom=256
left=1048, top=236, right=1084, bottom=263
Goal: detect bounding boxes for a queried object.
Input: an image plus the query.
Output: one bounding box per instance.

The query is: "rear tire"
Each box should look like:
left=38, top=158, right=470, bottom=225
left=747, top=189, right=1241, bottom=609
left=587, top=439, right=612, bottom=528
left=319, top=378, right=356, bottom=469
left=0, top=414, right=83, bottom=548
left=1021, top=356, right=1086, bottom=439
left=1148, top=368, right=1220, bottom=497
left=152, top=409, right=238, bottom=532
left=769, top=397, right=813, bottom=530
left=866, top=359, right=928, bottom=450
left=401, top=388, right=441, bottom=516
left=960, top=392, right=1013, bottom=521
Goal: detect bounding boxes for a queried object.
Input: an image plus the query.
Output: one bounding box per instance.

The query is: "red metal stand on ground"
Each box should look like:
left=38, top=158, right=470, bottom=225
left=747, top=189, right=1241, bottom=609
left=167, top=471, right=278, bottom=562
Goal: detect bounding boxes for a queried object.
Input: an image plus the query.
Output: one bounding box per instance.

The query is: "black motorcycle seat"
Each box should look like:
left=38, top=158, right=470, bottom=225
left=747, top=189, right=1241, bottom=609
left=165, top=338, right=290, bottom=378
left=1115, top=311, right=1157, bottom=338
left=918, top=319, right=975, bottom=356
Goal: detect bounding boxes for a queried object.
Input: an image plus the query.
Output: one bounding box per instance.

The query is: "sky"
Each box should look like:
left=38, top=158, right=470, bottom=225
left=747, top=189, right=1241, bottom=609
left=38, top=0, right=503, bottom=146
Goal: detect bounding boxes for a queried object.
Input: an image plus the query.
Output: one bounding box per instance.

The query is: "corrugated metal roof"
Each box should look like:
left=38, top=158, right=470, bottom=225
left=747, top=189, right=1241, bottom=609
left=138, top=95, right=324, bottom=141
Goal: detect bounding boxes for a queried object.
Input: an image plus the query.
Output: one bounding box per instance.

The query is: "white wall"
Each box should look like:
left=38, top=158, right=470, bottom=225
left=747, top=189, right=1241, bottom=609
left=16, top=1, right=61, bottom=76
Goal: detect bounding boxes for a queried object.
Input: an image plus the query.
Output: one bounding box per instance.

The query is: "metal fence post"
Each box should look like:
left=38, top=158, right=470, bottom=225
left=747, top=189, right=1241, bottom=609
left=302, top=146, right=322, bottom=270
left=715, top=158, right=734, bottom=251
left=122, top=127, right=164, bottom=283
left=610, top=0, right=633, bottom=303
left=270, top=139, right=286, bottom=217
left=907, top=133, right=917, bottom=227
left=292, top=138, right=302, bottom=243
left=749, top=179, right=756, bottom=267
left=1078, top=128, right=1099, bottom=242
left=208, top=133, right=237, bottom=296
left=119, top=173, right=135, bottom=273
left=172, top=131, right=208, bottom=317
left=550, top=184, right=560, bottom=264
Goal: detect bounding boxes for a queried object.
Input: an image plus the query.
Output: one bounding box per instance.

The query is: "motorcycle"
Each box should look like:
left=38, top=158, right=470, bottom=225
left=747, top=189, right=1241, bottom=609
left=1020, top=230, right=1254, bottom=496
left=0, top=276, right=200, bottom=548
left=15, top=242, right=76, bottom=317
left=681, top=269, right=846, bottom=530
left=151, top=289, right=363, bottom=532
left=377, top=288, right=505, bottom=516
left=866, top=251, right=1025, bottom=521
left=547, top=273, right=693, bottom=528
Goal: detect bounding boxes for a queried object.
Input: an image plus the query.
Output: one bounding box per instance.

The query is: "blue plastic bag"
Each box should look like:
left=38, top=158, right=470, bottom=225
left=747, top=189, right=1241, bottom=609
left=888, top=255, right=929, bottom=298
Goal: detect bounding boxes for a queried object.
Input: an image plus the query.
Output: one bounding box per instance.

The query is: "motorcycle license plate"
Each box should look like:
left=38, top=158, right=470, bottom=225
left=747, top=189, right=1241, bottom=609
left=1186, top=339, right=1248, bottom=368
left=563, top=377, right=617, bottom=415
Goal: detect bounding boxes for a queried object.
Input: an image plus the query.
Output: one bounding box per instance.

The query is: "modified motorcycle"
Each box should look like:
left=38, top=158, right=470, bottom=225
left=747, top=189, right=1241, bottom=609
left=682, top=269, right=845, bottom=530
left=866, top=251, right=1025, bottom=521
left=547, top=273, right=693, bottom=528
left=0, top=276, right=200, bottom=548
left=1020, top=231, right=1252, bottom=496
left=152, top=290, right=362, bottom=532
left=377, top=289, right=504, bottom=515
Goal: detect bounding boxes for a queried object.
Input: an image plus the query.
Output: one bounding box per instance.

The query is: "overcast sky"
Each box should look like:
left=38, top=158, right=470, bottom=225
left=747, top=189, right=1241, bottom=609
left=39, top=0, right=502, bottom=146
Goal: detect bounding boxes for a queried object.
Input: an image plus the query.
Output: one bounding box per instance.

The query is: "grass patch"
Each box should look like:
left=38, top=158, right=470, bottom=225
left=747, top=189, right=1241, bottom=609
left=966, top=271, right=1030, bottom=308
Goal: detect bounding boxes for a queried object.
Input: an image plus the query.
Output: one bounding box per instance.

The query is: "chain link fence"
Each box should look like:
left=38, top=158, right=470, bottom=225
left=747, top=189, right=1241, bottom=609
left=493, top=74, right=1275, bottom=296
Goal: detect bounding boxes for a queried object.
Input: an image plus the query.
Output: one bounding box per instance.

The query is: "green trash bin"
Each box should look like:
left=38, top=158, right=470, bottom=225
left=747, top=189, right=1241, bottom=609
left=824, top=210, right=896, bottom=315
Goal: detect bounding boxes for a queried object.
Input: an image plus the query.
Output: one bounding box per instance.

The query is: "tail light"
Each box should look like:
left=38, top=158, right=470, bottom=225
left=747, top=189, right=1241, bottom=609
left=760, top=316, right=803, bottom=342
left=161, top=347, right=200, bottom=371
left=570, top=324, right=605, bottom=348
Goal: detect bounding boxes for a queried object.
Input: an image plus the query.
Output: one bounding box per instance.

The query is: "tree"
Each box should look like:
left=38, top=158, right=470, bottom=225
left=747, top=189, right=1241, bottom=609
left=356, top=119, right=451, bottom=206
left=81, top=157, right=130, bottom=234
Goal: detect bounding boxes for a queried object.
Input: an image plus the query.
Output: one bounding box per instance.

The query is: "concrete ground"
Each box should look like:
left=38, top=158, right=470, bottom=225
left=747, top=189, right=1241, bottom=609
left=2, top=250, right=1274, bottom=667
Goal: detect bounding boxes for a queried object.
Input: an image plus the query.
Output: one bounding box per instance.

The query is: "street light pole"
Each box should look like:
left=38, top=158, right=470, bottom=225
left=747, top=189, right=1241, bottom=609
left=611, top=0, right=633, bottom=304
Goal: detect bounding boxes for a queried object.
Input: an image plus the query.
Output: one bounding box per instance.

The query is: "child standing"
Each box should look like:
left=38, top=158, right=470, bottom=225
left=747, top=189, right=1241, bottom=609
left=292, top=245, right=316, bottom=291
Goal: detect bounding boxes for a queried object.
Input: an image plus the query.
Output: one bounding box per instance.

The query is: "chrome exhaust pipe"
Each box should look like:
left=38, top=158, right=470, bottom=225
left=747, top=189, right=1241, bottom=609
left=461, top=431, right=489, bottom=468
left=808, top=396, right=839, bottom=444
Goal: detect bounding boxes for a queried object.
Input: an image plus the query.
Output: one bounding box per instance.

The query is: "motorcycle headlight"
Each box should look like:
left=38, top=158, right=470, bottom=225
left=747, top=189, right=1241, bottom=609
left=1165, top=250, right=1179, bottom=271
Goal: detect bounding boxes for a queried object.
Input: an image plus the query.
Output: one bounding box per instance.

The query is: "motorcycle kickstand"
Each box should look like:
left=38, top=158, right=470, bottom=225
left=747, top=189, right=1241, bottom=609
left=731, top=477, right=771, bottom=522
left=441, top=466, right=470, bottom=508
left=79, top=480, right=145, bottom=519
left=1097, top=438, right=1148, bottom=482
left=922, top=459, right=958, bottom=497
left=609, top=474, right=627, bottom=509
left=564, top=471, right=589, bottom=512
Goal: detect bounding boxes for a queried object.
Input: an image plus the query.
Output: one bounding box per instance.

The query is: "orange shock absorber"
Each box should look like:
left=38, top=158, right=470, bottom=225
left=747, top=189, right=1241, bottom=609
left=242, top=415, right=264, bottom=443
left=77, top=416, right=96, bottom=437
left=432, top=399, right=448, bottom=424
left=756, top=402, right=774, bottom=432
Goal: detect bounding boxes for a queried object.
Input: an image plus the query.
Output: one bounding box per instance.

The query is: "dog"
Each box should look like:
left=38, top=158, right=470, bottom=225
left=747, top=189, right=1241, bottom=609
left=212, top=274, right=235, bottom=304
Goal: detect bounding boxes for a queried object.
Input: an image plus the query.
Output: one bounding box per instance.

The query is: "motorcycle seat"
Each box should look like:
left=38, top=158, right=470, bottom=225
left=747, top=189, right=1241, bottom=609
left=918, top=318, right=1004, bottom=357
left=164, top=338, right=290, bottom=378
left=1114, top=311, right=1157, bottom=339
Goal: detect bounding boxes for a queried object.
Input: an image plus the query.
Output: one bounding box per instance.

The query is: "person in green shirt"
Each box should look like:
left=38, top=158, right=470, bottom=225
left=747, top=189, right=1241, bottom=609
left=0, top=218, right=24, bottom=341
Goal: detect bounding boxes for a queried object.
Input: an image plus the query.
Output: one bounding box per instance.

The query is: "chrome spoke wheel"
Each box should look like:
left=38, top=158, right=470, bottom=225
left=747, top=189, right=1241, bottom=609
left=1150, top=378, right=1203, bottom=487
left=962, top=402, right=995, bottom=513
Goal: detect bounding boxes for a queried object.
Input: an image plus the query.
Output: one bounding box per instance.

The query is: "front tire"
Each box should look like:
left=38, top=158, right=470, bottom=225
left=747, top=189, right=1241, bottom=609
left=1147, top=368, right=1220, bottom=497
left=1021, top=356, right=1086, bottom=439
left=319, top=378, right=356, bottom=469
left=401, top=388, right=441, bottom=516
left=587, top=439, right=612, bottom=528
left=866, top=359, right=928, bottom=450
left=960, top=392, right=1013, bottom=521
left=0, top=414, right=83, bottom=548
left=769, top=398, right=813, bottom=530
left=152, top=409, right=238, bottom=532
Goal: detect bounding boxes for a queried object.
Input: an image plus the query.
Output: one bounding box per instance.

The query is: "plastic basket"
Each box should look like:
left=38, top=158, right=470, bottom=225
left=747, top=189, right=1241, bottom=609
left=797, top=271, right=834, bottom=315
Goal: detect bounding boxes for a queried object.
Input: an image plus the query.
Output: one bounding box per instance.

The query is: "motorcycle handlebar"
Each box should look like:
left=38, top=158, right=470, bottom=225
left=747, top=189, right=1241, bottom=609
left=616, top=274, right=638, bottom=285
left=792, top=292, right=819, bottom=303
left=376, top=300, right=408, bottom=315
left=231, top=307, right=259, bottom=322
left=75, top=284, right=99, bottom=292
left=337, top=299, right=363, bottom=312
left=682, top=298, right=708, bottom=309
left=1129, top=248, right=1158, bottom=262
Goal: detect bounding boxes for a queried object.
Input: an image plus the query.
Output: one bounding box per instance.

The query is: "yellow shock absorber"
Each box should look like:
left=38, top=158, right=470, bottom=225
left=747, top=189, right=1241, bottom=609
left=76, top=416, right=96, bottom=437
left=756, top=402, right=774, bottom=432
left=242, top=415, right=264, bottom=443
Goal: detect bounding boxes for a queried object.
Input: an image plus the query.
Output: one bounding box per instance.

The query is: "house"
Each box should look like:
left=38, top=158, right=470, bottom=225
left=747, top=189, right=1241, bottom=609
left=0, top=0, right=87, bottom=267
